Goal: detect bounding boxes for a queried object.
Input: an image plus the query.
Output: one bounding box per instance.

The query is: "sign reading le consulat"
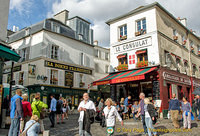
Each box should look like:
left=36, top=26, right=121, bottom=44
left=113, top=37, right=152, bottom=54
left=45, top=60, right=92, bottom=75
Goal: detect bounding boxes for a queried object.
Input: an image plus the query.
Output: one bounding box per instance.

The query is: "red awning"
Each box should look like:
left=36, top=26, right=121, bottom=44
left=117, top=53, right=127, bottom=59
left=135, top=49, right=147, bottom=55
left=93, top=67, right=157, bottom=86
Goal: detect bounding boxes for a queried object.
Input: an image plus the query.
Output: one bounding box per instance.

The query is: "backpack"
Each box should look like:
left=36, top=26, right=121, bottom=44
left=56, top=100, right=62, bottom=110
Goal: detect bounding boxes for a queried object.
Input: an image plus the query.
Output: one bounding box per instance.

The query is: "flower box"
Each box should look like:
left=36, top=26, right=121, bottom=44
left=182, top=40, right=186, bottom=45
left=173, top=36, right=178, bottom=40
left=116, top=64, right=128, bottom=71
left=136, top=61, right=148, bottom=68
left=119, top=35, right=127, bottom=41
left=135, top=31, right=141, bottom=36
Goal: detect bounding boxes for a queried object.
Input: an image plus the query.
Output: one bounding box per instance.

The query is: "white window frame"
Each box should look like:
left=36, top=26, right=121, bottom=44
left=136, top=18, right=146, bottom=32
left=50, top=69, right=58, bottom=85
left=52, top=24, right=60, bottom=33
left=51, top=45, right=59, bottom=59
left=80, top=52, right=85, bottom=66
left=119, top=24, right=127, bottom=37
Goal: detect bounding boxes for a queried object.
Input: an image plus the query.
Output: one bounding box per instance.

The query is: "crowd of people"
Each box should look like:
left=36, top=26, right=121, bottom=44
left=8, top=89, right=71, bottom=136
left=6, top=88, right=200, bottom=136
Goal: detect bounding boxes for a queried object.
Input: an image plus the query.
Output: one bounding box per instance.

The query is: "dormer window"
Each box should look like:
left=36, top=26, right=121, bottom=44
left=119, top=25, right=127, bottom=41
left=173, top=29, right=178, bottom=41
left=135, top=18, right=146, bottom=36
left=52, top=24, right=60, bottom=33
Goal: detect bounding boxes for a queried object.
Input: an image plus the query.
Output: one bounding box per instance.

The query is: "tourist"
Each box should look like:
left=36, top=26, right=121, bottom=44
left=181, top=97, right=192, bottom=129
left=20, top=94, right=32, bottom=133
left=196, top=95, right=200, bottom=121
left=31, top=93, right=48, bottom=132
left=168, top=93, right=180, bottom=128
left=192, top=96, right=198, bottom=117
left=23, top=115, right=40, bottom=136
left=62, top=99, right=70, bottom=119
left=78, top=93, right=96, bottom=136
left=124, top=95, right=131, bottom=106
left=137, top=93, right=148, bottom=135
left=56, top=96, right=64, bottom=124
left=144, top=98, right=158, bottom=136
left=98, top=98, right=104, bottom=111
left=103, top=98, right=123, bottom=136
left=8, top=89, right=23, bottom=136
left=49, top=94, right=57, bottom=128
left=132, top=101, right=139, bottom=120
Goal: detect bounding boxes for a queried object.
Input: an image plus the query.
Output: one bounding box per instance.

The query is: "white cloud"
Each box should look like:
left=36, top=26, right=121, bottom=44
left=10, top=0, right=32, bottom=14
left=48, top=0, right=200, bottom=47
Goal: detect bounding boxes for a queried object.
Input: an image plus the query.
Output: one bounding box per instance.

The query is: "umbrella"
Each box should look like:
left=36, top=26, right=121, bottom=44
left=192, top=87, right=200, bottom=95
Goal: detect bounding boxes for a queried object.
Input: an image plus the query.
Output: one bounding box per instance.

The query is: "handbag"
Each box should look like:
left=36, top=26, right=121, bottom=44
left=20, top=121, right=37, bottom=136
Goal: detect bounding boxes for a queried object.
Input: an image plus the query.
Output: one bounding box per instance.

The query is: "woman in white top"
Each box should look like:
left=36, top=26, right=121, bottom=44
left=103, top=98, right=123, bottom=136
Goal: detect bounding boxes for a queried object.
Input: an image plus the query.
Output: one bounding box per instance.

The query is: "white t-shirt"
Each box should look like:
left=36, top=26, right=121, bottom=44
left=103, top=106, right=122, bottom=127
left=78, top=100, right=96, bottom=122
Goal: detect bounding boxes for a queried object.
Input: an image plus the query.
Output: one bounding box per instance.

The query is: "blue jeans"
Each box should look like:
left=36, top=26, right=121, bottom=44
left=79, top=121, right=91, bottom=136
left=141, top=115, right=147, bottom=134
left=8, top=118, right=20, bottom=136
left=145, top=117, right=157, bottom=136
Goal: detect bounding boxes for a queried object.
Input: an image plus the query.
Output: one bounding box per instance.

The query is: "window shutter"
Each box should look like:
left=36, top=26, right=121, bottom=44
left=46, top=68, right=51, bottom=84
left=58, top=48, right=63, bottom=61
left=25, top=47, right=30, bottom=61
left=86, top=55, right=90, bottom=67
left=46, top=44, right=52, bottom=58
left=58, top=70, right=64, bottom=86
left=15, top=72, right=19, bottom=85
left=23, top=71, right=28, bottom=86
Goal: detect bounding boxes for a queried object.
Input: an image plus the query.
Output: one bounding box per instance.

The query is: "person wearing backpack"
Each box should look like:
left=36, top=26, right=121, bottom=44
left=56, top=96, right=64, bottom=124
left=31, top=93, right=48, bottom=132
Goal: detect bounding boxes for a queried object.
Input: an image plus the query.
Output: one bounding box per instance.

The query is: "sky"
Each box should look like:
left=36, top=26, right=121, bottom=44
left=8, top=0, right=200, bottom=47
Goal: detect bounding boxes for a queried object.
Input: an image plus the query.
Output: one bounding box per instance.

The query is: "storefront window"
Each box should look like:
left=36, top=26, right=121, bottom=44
left=50, top=69, right=58, bottom=85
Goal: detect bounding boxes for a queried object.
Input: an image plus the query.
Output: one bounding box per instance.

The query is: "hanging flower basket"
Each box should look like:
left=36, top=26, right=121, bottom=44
left=136, top=61, right=148, bottom=68
left=116, top=64, right=128, bottom=71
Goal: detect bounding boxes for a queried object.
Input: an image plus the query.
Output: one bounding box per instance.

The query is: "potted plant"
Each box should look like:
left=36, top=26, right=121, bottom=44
left=136, top=61, right=148, bottom=68
left=182, top=40, right=186, bottom=45
left=116, top=64, right=128, bottom=71
left=19, top=79, right=23, bottom=85
left=119, top=35, right=127, bottom=41
left=80, top=82, right=85, bottom=87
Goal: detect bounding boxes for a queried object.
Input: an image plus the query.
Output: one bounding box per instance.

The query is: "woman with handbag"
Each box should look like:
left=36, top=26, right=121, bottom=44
left=144, top=98, right=158, bottom=136
left=20, top=94, right=32, bottom=133
left=181, top=96, right=192, bottom=129
left=22, top=115, right=40, bottom=136
left=103, top=98, right=123, bottom=136
left=31, top=93, right=48, bottom=133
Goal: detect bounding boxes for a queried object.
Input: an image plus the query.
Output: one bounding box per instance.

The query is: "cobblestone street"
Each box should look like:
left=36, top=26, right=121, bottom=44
left=43, top=113, right=200, bottom=136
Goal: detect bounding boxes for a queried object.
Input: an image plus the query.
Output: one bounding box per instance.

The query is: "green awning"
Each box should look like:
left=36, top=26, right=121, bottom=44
left=0, top=44, right=20, bottom=62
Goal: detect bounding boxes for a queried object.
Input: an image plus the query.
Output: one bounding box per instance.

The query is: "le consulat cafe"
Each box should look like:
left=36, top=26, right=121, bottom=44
left=93, top=35, right=200, bottom=117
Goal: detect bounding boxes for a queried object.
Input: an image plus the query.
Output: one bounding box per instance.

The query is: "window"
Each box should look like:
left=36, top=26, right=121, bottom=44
left=192, top=66, right=197, bottom=76
left=97, top=50, right=101, bottom=58
left=25, top=28, right=30, bottom=36
left=118, top=57, right=127, bottom=65
left=119, top=25, right=127, bottom=40
left=176, top=58, right=181, bottom=72
left=182, top=35, right=186, bottom=45
left=95, top=63, right=99, bottom=73
left=184, top=61, right=188, bottom=74
left=21, top=47, right=29, bottom=62
left=165, top=51, right=171, bottom=67
left=198, top=45, right=200, bottom=56
left=190, top=40, right=194, bottom=52
left=51, top=45, right=58, bottom=59
left=53, top=24, right=60, bottom=33
left=173, top=29, right=178, bottom=41
left=50, top=69, right=58, bottom=85
left=105, top=52, right=109, bottom=60
left=105, top=65, right=109, bottom=73
left=19, top=72, right=24, bottom=85
left=136, top=18, right=146, bottom=34
left=80, top=53, right=84, bottom=65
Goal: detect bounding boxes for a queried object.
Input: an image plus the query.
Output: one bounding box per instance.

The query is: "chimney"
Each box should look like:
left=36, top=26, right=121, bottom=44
left=177, top=17, right=187, bottom=27
left=54, top=10, right=69, bottom=25
left=93, top=40, right=98, bottom=46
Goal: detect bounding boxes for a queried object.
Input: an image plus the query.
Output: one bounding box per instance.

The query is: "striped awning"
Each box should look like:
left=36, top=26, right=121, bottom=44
left=93, top=67, right=157, bottom=86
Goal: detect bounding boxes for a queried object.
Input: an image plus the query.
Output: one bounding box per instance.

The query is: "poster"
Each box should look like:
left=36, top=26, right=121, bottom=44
left=28, top=64, right=36, bottom=78
left=65, top=71, right=74, bottom=87
left=154, top=100, right=162, bottom=107
left=43, top=96, right=47, bottom=104
left=75, top=98, right=78, bottom=106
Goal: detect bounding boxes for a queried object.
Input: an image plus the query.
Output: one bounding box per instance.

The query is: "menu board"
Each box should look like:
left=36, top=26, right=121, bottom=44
left=153, top=81, right=160, bottom=100
left=65, top=71, right=74, bottom=87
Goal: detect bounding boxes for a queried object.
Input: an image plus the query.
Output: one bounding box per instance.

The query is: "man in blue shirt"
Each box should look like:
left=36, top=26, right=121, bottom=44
left=168, top=93, right=180, bottom=128
left=49, top=94, right=57, bottom=127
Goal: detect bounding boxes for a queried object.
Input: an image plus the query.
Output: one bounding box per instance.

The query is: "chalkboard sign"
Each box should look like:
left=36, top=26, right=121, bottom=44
left=65, top=71, right=74, bottom=87
left=153, top=81, right=160, bottom=100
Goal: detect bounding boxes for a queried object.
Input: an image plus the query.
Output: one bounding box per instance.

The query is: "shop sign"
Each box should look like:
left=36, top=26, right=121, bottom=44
left=44, top=60, right=92, bottom=75
left=65, top=71, right=74, bottom=87
left=163, top=72, right=191, bottom=85
left=113, top=37, right=152, bottom=54
left=193, top=80, right=200, bottom=87
left=3, top=65, right=21, bottom=74
left=111, top=75, right=145, bottom=84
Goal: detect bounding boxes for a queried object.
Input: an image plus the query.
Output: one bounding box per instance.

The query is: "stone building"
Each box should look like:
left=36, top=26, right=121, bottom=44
left=3, top=10, right=110, bottom=106
left=93, top=2, right=200, bottom=117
